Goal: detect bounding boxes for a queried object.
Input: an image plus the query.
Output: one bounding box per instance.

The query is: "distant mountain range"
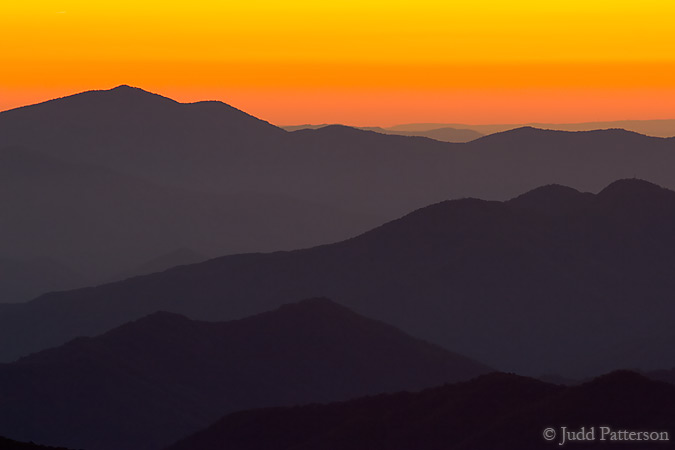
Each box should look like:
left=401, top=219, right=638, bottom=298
left=0, top=299, right=489, bottom=450
left=384, top=119, right=675, bottom=137
left=282, top=124, right=485, bottom=142
left=2, top=179, right=675, bottom=378
left=3, top=87, right=674, bottom=218
left=3, top=87, right=675, bottom=450
left=284, top=119, right=675, bottom=141
left=109, top=248, right=207, bottom=282
left=0, top=257, right=83, bottom=304
left=0, top=145, right=377, bottom=298
left=166, top=371, right=675, bottom=450
left=3, top=86, right=675, bottom=301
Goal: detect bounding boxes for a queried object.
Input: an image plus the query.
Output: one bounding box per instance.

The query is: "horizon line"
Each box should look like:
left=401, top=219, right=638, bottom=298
left=2, top=85, right=675, bottom=130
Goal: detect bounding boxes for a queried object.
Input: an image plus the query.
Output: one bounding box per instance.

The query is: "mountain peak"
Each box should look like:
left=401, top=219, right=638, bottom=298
left=510, top=184, right=583, bottom=202
left=111, top=84, right=138, bottom=91
left=313, top=124, right=369, bottom=135
left=105, top=84, right=169, bottom=98
left=248, top=297, right=370, bottom=327
left=275, top=297, right=386, bottom=321
left=587, top=370, right=649, bottom=386
left=3, top=300, right=490, bottom=450
left=89, top=85, right=177, bottom=104
left=474, top=126, right=655, bottom=146
left=3, top=84, right=179, bottom=114
left=297, top=124, right=386, bottom=139
left=470, top=126, right=561, bottom=144
left=598, top=178, right=673, bottom=200
left=508, top=184, right=590, bottom=215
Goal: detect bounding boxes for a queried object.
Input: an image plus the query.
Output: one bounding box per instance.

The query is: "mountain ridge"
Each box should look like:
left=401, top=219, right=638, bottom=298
left=2, top=180, right=675, bottom=377
left=165, top=370, right=675, bottom=450
left=386, top=119, right=675, bottom=137
left=0, top=143, right=378, bottom=291
left=3, top=86, right=675, bottom=234
left=0, top=298, right=489, bottom=450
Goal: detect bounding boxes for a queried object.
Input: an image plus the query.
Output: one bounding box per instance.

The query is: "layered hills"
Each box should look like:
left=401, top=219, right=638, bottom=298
left=1, top=179, right=675, bottom=378
left=0, top=145, right=376, bottom=294
left=3, top=87, right=675, bottom=300
left=166, top=371, right=675, bottom=450
left=0, top=299, right=488, bottom=450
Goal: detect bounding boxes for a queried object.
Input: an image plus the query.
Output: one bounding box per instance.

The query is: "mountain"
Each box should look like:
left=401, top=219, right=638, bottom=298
left=0, top=257, right=83, bottom=303
left=3, top=87, right=675, bottom=221
left=389, top=119, right=675, bottom=137
left=2, top=179, right=675, bottom=377
left=461, top=371, right=675, bottom=449
left=4, top=88, right=675, bottom=288
left=647, top=368, right=675, bottom=385
left=0, top=145, right=377, bottom=290
left=283, top=124, right=484, bottom=142
left=0, top=85, right=284, bottom=191
left=279, top=125, right=675, bottom=218
left=0, top=437, right=72, bottom=450
left=110, top=248, right=208, bottom=281
left=0, top=298, right=489, bottom=450
left=165, top=371, right=675, bottom=450
left=389, top=126, right=483, bottom=142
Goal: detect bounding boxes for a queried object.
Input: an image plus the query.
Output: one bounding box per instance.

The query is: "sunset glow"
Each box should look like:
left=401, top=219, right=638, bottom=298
left=2, top=0, right=674, bottom=124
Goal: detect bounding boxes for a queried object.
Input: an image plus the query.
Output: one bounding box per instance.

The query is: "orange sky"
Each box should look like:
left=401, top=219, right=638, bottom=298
left=1, top=1, right=674, bottom=125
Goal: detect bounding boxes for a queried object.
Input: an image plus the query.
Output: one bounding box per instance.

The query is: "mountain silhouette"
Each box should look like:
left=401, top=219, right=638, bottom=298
left=1, top=179, right=675, bottom=377
left=280, top=124, right=675, bottom=218
left=165, top=371, right=675, bottom=450
left=460, top=371, right=675, bottom=449
left=110, top=248, right=208, bottom=281
left=0, top=86, right=283, bottom=194
left=0, top=257, right=83, bottom=303
left=507, top=183, right=594, bottom=216
left=0, top=145, right=377, bottom=296
left=0, top=436, right=73, bottom=450
left=388, top=119, right=675, bottom=137
left=285, top=125, right=484, bottom=142
left=394, top=126, right=483, bottom=142
left=644, top=365, right=675, bottom=385
left=0, top=298, right=489, bottom=450
left=4, top=87, right=675, bottom=301
left=3, top=86, right=675, bottom=220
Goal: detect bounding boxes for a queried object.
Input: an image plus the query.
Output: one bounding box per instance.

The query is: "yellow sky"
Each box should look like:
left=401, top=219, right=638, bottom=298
left=1, top=1, right=674, bottom=124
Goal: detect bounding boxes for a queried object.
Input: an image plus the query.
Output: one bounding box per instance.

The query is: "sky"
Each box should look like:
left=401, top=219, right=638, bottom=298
left=1, top=1, right=674, bottom=125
